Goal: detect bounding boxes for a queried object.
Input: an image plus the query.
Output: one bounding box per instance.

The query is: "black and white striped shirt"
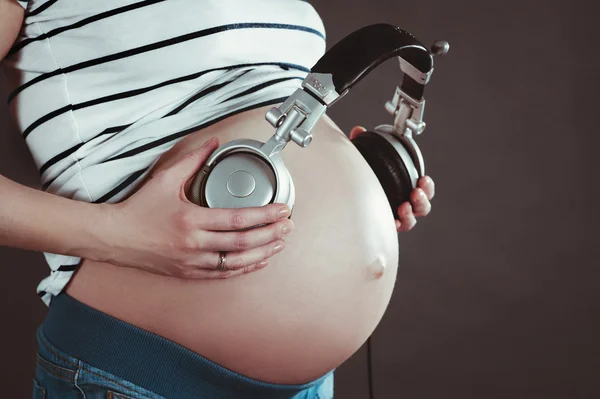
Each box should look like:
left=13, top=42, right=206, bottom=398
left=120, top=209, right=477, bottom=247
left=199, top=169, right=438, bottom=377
left=2, top=0, right=326, bottom=305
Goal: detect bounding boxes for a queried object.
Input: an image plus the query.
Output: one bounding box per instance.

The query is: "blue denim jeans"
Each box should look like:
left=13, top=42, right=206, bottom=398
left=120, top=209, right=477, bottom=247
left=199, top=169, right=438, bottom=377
left=32, top=293, right=334, bottom=398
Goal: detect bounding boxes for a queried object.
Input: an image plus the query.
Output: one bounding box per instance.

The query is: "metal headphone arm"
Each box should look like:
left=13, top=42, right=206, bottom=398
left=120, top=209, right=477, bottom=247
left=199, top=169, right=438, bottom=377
left=260, top=24, right=449, bottom=160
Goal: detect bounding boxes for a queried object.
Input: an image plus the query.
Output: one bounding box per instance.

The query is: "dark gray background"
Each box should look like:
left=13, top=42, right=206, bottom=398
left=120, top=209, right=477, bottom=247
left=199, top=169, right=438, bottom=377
left=1, top=0, right=598, bottom=397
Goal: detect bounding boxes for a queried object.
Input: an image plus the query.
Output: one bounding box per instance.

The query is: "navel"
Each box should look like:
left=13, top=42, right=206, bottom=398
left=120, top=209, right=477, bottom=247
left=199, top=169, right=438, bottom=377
left=367, top=255, right=386, bottom=280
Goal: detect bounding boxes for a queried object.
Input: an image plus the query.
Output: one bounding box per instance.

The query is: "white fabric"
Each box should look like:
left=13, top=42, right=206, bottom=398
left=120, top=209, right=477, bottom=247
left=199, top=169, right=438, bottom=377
left=2, top=0, right=326, bottom=305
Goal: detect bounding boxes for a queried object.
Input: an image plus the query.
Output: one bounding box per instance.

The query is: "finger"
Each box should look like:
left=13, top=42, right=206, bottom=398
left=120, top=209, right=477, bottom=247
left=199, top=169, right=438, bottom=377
left=179, top=260, right=270, bottom=280
left=200, top=219, right=293, bottom=251
left=410, top=188, right=432, bottom=217
left=201, top=238, right=286, bottom=272
left=418, top=175, right=435, bottom=200
left=349, top=126, right=367, bottom=140
left=199, top=203, right=292, bottom=231
left=396, top=202, right=417, bottom=232
left=164, top=137, right=220, bottom=184
left=395, top=220, right=401, bottom=231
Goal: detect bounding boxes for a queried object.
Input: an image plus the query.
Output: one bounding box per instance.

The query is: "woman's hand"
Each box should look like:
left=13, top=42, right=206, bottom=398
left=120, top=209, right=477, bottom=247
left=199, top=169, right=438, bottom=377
left=99, top=137, right=293, bottom=279
left=349, top=126, right=435, bottom=232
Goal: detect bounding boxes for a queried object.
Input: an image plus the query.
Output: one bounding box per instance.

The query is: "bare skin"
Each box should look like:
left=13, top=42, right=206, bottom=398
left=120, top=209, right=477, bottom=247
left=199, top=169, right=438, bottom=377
left=65, top=105, right=434, bottom=384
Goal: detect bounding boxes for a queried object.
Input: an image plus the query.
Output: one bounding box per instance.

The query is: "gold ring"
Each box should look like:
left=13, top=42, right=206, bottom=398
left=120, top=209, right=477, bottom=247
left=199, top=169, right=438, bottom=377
left=217, top=252, right=227, bottom=271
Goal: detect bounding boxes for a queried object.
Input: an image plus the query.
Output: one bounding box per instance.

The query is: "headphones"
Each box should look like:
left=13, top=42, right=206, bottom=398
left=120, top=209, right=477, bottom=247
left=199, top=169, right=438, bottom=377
left=189, top=23, right=449, bottom=399
left=189, top=23, right=448, bottom=220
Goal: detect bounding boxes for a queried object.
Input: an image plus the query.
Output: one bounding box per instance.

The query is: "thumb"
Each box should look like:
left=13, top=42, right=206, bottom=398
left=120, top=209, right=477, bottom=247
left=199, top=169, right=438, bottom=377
left=166, top=137, right=220, bottom=184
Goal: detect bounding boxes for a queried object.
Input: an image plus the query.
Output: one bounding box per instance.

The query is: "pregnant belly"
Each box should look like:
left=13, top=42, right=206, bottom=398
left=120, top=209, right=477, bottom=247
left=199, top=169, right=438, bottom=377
left=65, top=105, right=400, bottom=384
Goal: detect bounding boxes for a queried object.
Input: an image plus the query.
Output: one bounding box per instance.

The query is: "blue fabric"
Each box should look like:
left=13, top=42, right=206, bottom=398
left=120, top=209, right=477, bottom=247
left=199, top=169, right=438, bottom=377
left=33, top=293, right=334, bottom=398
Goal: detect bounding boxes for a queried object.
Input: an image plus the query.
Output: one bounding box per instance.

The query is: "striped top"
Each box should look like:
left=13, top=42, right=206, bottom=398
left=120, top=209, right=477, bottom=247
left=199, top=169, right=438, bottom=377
left=2, top=0, right=326, bottom=306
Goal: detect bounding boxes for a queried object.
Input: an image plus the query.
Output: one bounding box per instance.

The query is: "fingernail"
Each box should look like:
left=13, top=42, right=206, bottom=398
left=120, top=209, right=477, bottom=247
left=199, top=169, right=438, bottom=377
left=201, top=137, right=215, bottom=148
left=278, top=206, right=291, bottom=219
left=282, top=221, right=294, bottom=236
left=273, top=240, right=286, bottom=253
left=418, top=189, right=426, bottom=198
left=257, top=261, right=269, bottom=269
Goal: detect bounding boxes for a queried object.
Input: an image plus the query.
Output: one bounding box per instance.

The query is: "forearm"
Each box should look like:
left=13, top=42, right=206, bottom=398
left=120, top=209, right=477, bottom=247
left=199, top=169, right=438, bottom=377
left=0, top=174, right=112, bottom=260
left=0, top=0, right=24, bottom=60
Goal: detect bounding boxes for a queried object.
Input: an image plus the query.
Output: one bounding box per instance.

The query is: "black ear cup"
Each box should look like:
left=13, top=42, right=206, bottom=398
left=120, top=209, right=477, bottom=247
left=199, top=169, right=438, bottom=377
left=351, top=131, right=415, bottom=213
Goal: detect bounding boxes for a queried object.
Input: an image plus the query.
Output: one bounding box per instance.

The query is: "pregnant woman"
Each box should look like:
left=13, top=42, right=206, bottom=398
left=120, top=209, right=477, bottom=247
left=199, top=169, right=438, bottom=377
left=1, top=0, right=435, bottom=398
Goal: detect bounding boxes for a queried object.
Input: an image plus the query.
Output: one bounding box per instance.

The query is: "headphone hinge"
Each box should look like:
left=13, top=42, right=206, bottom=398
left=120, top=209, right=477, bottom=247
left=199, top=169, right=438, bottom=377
left=385, top=86, right=427, bottom=139
left=265, top=84, right=329, bottom=152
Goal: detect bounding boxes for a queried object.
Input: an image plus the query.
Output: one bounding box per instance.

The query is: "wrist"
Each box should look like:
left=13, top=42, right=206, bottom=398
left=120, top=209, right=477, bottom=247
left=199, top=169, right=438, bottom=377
left=66, top=202, right=118, bottom=263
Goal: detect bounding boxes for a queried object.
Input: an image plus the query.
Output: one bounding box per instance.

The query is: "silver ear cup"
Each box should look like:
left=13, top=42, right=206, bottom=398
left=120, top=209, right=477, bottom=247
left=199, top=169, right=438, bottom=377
left=373, top=125, right=423, bottom=189
left=203, top=153, right=276, bottom=208
left=188, top=139, right=295, bottom=210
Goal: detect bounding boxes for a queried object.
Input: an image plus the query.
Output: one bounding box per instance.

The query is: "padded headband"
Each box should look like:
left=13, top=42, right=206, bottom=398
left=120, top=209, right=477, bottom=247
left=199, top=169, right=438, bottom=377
left=310, top=23, right=434, bottom=101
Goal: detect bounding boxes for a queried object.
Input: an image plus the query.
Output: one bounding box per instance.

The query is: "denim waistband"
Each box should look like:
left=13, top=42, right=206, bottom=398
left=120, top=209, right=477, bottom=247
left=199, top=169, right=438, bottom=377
left=42, top=293, right=333, bottom=398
